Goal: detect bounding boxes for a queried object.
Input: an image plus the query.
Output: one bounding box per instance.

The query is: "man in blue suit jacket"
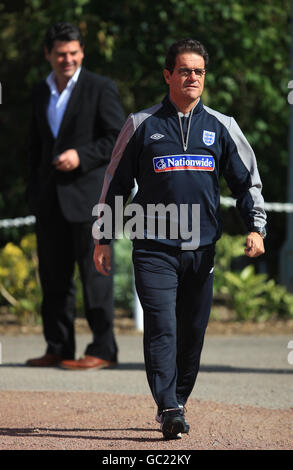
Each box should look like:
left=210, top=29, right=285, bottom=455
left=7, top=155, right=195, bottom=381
left=26, top=22, right=125, bottom=369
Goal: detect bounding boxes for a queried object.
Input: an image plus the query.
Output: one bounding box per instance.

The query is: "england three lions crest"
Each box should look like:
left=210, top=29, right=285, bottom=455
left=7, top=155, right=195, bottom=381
left=203, top=130, right=215, bottom=146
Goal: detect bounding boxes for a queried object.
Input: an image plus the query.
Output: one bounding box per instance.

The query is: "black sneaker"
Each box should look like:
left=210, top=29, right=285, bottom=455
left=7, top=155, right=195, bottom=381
left=156, top=405, right=189, bottom=433
left=160, top=408, right=189, bottom=440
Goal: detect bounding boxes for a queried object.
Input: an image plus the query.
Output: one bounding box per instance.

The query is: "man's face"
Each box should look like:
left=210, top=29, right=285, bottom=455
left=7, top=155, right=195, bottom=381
left=45, top=40, right=84, bottom=83
left=164, top=52, right=206, bottom=110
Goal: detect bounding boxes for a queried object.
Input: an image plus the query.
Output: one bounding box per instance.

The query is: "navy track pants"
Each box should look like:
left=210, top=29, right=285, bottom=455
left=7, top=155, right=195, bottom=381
left=133, top=245, right=215, bottom=412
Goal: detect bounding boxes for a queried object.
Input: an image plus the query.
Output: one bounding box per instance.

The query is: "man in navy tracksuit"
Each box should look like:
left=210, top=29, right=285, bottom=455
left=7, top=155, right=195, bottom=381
left=93, top=39, right=266, bottom=439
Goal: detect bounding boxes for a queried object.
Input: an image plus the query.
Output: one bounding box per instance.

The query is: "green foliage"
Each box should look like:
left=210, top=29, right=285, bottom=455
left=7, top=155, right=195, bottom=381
left=221, top=265, right=271, bottom=321
left=0, top=233, right=41, bottom=323
left=221, top=265, right=293, bottom=321
left=214, top=234, right=293, bottom=321
left=114, top=237, right=134, bottom=313
left=213, top=233, right=244, bottom=293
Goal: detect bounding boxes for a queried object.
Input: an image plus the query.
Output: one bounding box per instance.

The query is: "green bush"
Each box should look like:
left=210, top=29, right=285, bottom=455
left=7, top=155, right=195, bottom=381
left=113, top=237, right=134, bottom=314
left=214, top=234, right=293, bottom=321
left=213, top=233, right=244, bottom=295
left=221, top=265, right=268, bottom=320
left=0, top=233, right=41, bottom=323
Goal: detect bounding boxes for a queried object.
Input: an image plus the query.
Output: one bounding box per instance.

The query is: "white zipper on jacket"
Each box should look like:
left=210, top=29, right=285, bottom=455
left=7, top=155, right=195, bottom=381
left=178, top=110, right=193, bottom=152
left=169, top=96, right=199, bottom=152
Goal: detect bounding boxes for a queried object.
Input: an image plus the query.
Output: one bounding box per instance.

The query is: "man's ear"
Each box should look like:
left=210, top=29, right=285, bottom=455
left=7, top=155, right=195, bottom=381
left=163, top=69, right=171, bottom=85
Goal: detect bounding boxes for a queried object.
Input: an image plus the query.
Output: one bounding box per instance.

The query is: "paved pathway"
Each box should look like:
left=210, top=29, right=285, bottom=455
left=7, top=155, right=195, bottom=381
left=1, top=332, right=293, bottom=451
left=1, top=333, right=293, bottom=409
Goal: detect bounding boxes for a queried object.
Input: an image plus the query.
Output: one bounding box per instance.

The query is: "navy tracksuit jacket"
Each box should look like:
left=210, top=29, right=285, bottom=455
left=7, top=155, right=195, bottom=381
left=93, top=95, right=267, bottom=413
left=94, top=94, right=266, bottom=249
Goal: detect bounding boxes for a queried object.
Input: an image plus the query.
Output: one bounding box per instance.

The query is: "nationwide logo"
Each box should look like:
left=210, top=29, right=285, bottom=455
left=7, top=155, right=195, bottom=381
left=153, top=155, right=215, bottom=173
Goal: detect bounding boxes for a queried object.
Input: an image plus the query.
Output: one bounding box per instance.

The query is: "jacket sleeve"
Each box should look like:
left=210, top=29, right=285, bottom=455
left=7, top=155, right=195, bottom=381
left=76, top=79, right=126, bottom=173
left=92, top=113, right=138, bottom=244
left=222, top=117, right=267, bottom=232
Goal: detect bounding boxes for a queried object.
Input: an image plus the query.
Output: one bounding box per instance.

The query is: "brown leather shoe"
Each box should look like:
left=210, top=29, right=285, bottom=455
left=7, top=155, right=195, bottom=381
left=26, top=353, right=63, bottom=367
left=60, top=355, right=117, bottom=370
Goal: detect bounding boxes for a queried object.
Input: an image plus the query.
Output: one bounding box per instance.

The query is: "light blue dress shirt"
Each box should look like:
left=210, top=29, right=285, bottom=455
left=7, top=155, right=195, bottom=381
left=46, top=67, right=82, bottom=138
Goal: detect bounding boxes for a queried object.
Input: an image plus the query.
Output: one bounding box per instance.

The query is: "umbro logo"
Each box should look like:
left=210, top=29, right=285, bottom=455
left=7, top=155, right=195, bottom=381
left=150, top=133, right=165, bottom=140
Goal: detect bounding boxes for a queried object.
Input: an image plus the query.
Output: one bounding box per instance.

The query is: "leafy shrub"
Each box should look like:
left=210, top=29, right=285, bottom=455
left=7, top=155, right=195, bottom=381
left=0, top=233, right=41, bottom=323
left=214, top=234, right=293, bottom=321
left=113, top=237, right=134, bottom=313
left=213, top=233, right=244, bottom=296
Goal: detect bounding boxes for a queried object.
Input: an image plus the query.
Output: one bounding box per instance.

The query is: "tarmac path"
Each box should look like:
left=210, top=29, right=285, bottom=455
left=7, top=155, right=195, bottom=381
left=0, top=331, right=292, bottom=453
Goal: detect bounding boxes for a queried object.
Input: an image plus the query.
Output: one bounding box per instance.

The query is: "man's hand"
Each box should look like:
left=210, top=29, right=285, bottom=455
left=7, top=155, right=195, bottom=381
left=53, top=149, right=80, bottom=172
left=93, top=244, right=112, bottom=276
left=244, top=232, right=265, bottom=258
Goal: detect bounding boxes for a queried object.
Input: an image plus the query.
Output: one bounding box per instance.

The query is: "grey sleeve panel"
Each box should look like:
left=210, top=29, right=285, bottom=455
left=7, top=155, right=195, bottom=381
left=93, top=114, right=137, bottom=244
left=228, top=117, right=267, bottom=229
left=93, top=103, right=164, bottom=243
left=228, top=117, right=261, bottom=190
left=132, top=103, right=163, bottom=130
left=98, top=114, right=136, bottom=205
left=204, top=106, right=267, bottom=229
left=98, top=102, right=163, bottom=205
left=203, top=105, right=231, bottom=128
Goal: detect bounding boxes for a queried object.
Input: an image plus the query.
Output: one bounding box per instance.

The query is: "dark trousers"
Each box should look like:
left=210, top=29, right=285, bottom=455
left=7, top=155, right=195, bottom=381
left=35, top=199, right=117, bottom=362
left=133, top=245, right=214, bottom=412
